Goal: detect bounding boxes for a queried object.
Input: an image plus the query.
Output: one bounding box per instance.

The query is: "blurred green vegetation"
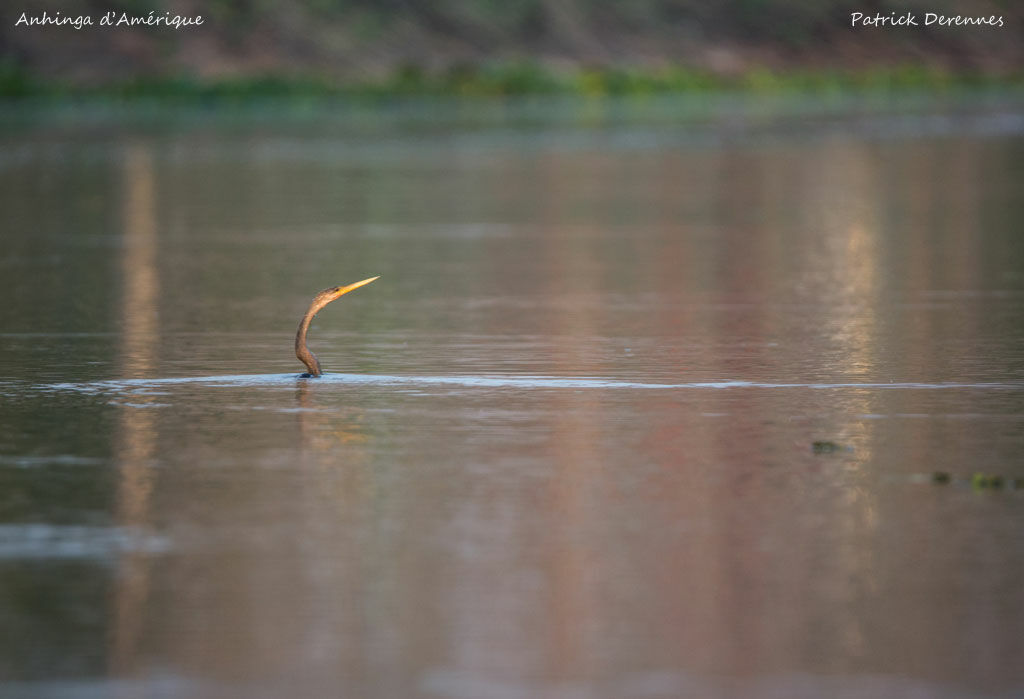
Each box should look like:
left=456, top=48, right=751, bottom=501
left=2, top=0, right=1020, bottom=102
left=1, top=59, right=1019, bottom=102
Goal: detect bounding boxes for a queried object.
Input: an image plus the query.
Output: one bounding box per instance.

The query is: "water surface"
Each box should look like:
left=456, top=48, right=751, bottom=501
left=2, top=96, right=1024, bottom=698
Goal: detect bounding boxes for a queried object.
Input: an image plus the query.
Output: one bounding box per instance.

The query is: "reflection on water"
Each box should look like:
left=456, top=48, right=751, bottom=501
left=1, top=98, right=1023, bottom=698
left=112, top=143, right=159, bottom=678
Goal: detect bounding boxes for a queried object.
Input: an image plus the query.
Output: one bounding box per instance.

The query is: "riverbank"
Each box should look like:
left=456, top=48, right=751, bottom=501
left=2, top=61, right=1022, bottom=103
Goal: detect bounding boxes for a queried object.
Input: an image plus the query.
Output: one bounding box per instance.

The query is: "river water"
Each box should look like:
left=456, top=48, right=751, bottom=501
left=1, top=95, right=1023, bottom=698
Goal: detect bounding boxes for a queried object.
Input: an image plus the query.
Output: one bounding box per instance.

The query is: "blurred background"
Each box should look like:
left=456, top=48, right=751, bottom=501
left=1, top=0, right=1022, bottom=95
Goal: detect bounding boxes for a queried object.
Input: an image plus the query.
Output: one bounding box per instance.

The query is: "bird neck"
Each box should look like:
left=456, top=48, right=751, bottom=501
left=295, top=311, right=322, bottom=377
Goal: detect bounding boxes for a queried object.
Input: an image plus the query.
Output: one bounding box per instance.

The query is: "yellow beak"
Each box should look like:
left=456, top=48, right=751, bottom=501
left=331, top=276, right=379, bottom=299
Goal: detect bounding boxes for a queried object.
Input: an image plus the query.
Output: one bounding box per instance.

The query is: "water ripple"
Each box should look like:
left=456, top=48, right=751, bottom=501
left=0, top=524, right=170, bottom=560
left=43, top=373, right=1024, bottom=393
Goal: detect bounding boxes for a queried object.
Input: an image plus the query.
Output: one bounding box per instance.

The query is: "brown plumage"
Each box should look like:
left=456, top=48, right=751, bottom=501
left=295, top=276, right=379, bottom=377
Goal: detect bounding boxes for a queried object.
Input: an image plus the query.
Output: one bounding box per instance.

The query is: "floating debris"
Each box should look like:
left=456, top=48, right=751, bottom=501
left=811, top=441, right=844, bottom=454
left=926, top=472, right=1022, bottom=489
left=971, top=473, right=1005, bottom=490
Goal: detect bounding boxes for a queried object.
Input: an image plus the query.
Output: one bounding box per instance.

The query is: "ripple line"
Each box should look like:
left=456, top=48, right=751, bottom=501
left=42, top=373, right=1024, bottom=393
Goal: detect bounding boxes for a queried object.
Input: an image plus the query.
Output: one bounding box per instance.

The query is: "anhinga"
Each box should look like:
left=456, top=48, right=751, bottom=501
left=295, top=276, right=378, bottom=378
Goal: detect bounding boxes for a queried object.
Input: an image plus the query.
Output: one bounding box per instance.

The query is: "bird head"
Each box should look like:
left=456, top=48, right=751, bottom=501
left=311, top=276, right=380, bottom=312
